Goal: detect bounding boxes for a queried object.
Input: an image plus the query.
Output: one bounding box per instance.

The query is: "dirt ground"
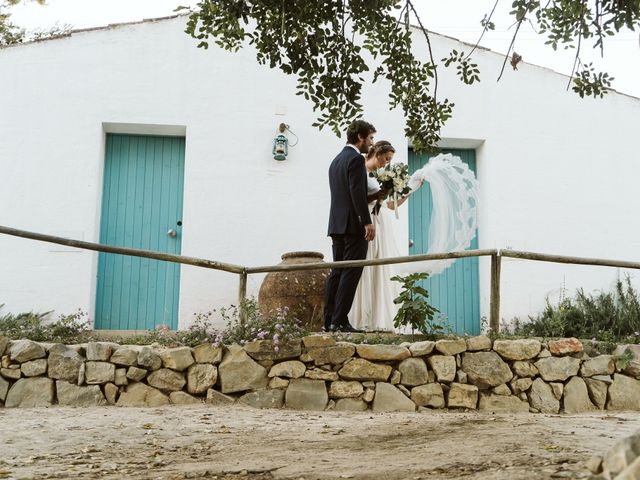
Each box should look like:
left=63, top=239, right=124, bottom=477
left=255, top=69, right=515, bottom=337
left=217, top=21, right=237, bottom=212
left=0, top=405, right=638, bottom=480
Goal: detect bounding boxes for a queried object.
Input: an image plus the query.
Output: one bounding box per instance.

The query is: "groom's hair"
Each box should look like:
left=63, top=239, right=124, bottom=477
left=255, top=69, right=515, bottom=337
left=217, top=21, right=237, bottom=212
left=346, top=120, right=376, bottom=145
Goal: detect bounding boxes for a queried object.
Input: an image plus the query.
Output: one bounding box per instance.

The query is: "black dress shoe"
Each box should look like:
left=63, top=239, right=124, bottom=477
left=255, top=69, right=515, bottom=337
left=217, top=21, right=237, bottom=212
left=339, top=323, right=364, bottom=333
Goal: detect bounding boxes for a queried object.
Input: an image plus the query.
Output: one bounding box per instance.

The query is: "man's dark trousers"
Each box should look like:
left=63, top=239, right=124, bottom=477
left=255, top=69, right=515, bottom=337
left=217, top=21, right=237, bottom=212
left=323, top=233, right=368, bottom=330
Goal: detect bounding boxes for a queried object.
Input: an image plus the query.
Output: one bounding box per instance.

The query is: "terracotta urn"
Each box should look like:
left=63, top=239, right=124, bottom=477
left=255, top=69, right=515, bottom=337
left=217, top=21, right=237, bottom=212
left=258, top=251, right=329, bottom=332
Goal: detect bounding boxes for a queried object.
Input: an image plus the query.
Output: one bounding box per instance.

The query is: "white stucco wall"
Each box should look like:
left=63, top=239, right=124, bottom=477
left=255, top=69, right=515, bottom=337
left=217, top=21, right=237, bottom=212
left=1, top=16, right=639, bottom=329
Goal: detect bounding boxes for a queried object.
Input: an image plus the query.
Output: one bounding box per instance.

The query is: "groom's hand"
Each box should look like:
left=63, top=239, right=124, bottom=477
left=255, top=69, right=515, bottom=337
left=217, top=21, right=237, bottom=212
left=364, top=223, right=375, bottom=241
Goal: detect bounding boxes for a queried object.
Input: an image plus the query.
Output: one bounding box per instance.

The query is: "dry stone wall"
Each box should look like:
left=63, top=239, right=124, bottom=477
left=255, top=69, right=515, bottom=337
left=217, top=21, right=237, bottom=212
left=1, top=335, right=639, bottom=412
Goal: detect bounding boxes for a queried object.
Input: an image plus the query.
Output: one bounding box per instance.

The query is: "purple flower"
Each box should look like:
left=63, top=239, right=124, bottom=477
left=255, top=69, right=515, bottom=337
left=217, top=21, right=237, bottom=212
left=274, top=346, right=280, bottom=352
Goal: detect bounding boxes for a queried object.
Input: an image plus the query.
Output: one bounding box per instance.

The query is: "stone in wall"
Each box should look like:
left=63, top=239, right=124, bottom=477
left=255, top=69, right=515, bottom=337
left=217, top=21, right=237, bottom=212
left=528, top=378, right=559, bottom=414
left=170, top=391, right=202, bottom=405
left=5, top=377, right=54, bottom=408
left=104, top=383, right=118, bottom=405
left=461, top=352, right=512, bottom=388
left=116, top=382, right=169, bottom=407
left=244, top=339, right=302, bottom=362
left=239, top=389, right=285, bottom=409
left=447, top=383, right=478, bottom=409
left=269, top=377, right=289, bottom=389
left=110, top=347, right=139, bottom=367
left=21, top=359, right=47, bottom=377
left=0, top=376, right=9, bottom=401
left=548, top=337, right=583, bottom=356
left=356, top=344, right=411, bottom=361
left=86, top=342, right=116, bottom=361
left=534, top=356, right=580, bottom=382
left=335, top=398, right=368, bottom=412
left=305, top=368, right=339, bottom=381
left=562, top=376, right=597, bottom=413
left=137, top=347, right=162, bottom=371
left=218, top=345, right=268, bottom=394
left=465, top=336, right=492, bottom=352
left=192, top=344, right=223, bottom=364
left=160, top=347, right=194, bottom=371
left=427, top=355, right=456, bottom=383
left=580, top=355, right=615, bottom=377
left=584, top=377, right=608, bottom=409
left=127, top=366, right=147, bottom=382
left=147, top=369, right=187, bottom=392
left=9, top=340, right=46, bottom=363
left=409, top=341, right=435, bottom=357
left=56, top=381, right=107, bottom=407
left=478, top=392, right=529, bottom=413
left=512, top=361, right=538, bottom=378
left=85, top=361, right=115, bottom=385
left=206, top=389, right=236, bottom=406
left=372, top=382, right=416, bottom=412
left=510, top=377, right=533, bottom=395
left=0, top=336, right=8, bottom=357
left=268, top=360, right=306, bottom=379
left=338, top=358, right=392, bottom=382
left=411, top=383, right=445, bottom=408
left=285, top=378, right=328, bottom=411
left=492, top=339, right=541, bottom=361
left=114, top=368, right=128, bottom=386
left=397, top=357, right=429, bottom=387
left=47, top=344, right=84, bottom=382
left=307, top=343, right=355, bottom=366
left=186, top=364, right=217, bottom=394
left=608, top=374, right=640, bottom=410
left=435, top=338, right=467, bottom=356
left=329, top=381, right=363, bottom=399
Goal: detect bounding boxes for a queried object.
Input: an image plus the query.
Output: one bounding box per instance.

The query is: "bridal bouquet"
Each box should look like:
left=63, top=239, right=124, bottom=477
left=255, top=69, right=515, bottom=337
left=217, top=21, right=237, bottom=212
left=373, top=163, right=412, bottom=218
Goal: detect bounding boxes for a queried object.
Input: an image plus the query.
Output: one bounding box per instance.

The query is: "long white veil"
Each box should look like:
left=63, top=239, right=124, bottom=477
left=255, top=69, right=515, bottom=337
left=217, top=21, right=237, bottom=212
left=397, top=153, right=479, bottom=275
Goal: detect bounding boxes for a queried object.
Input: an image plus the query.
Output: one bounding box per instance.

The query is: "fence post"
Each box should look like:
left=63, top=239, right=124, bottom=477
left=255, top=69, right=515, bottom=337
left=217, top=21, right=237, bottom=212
left=238, top=270, right=247, bottom=325
left=490, top=253, right=501, bottom=333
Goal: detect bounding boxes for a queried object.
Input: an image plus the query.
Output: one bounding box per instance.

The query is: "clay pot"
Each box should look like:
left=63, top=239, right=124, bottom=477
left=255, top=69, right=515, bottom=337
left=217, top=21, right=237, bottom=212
left=258, top=251, right=329, bottom=332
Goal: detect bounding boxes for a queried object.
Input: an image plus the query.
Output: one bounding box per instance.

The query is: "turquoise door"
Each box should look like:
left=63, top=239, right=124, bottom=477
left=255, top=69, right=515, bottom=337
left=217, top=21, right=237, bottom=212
left=95, top=134, right=185, bottom=330
left=408, top=148, right=480, bottom=335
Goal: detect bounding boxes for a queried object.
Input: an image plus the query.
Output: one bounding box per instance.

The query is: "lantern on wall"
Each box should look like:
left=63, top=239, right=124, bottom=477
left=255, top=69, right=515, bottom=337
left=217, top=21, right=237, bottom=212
left=272, top=134, right=288, bottom=161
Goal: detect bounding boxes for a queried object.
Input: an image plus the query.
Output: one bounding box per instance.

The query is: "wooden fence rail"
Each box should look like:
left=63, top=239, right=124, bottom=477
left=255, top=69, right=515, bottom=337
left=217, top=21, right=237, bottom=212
left=7, top=224, right=639, bottom=334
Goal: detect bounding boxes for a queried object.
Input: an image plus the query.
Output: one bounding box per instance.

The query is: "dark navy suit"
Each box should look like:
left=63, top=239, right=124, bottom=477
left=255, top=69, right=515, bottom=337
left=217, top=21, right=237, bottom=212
left=324, top=145, right=372, bottom=330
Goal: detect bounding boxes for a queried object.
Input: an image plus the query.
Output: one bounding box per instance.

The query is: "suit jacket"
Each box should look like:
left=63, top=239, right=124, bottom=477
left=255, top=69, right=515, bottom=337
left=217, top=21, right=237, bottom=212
left=327, top=146, right=372, bottom=236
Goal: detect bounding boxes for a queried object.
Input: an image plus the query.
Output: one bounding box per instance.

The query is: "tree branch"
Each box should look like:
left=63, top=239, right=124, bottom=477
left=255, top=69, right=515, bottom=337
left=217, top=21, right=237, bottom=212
left=406, top=0, right=438, bottom=103
left=466, top=0, right=500, bottom=60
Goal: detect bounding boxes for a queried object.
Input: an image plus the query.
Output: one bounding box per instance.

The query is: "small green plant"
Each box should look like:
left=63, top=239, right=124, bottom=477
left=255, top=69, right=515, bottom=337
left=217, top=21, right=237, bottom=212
left=391, top=272, right=440, bottom=337
left=0, top=306, right=91, bottom=343
left=615, top=347, right=635, bottom=371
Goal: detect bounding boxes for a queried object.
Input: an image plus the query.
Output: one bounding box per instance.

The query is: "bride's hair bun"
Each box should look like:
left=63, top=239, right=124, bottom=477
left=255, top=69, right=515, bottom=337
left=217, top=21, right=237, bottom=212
left=366, top=140, right=396, bottom=159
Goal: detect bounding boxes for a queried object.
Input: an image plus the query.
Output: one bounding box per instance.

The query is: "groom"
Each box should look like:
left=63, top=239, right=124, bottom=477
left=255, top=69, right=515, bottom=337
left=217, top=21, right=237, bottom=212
left=323, top=120, right=376, bottom=333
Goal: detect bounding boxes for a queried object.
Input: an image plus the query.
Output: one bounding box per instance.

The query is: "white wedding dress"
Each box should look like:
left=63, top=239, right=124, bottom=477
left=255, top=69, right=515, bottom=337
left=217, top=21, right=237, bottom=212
left=348, top=153, right=479, bottom=332
left=348, top=175, right=401, bottom=331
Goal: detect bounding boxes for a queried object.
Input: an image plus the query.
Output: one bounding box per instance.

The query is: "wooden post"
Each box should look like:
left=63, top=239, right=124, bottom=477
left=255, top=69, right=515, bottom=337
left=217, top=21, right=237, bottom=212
left=238, top=271, right=248, bottom=325
left=490, top=253, right=501, bottom=334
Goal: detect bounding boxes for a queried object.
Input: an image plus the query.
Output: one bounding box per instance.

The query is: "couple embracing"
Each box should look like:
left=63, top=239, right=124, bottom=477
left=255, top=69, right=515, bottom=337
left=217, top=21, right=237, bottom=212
left=324, top=120, right=403, bottom=333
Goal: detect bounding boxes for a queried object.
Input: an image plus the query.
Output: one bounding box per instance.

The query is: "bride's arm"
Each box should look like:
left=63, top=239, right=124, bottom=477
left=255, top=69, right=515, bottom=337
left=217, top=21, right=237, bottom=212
left=386, top=195, right=408, bottom=210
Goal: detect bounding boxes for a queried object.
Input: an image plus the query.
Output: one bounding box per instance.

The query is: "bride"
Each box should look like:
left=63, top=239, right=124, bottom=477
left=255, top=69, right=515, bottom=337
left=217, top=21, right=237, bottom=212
left=348, top=140, right=403, bottom=331
left=348, top=141, right=479, bottom=332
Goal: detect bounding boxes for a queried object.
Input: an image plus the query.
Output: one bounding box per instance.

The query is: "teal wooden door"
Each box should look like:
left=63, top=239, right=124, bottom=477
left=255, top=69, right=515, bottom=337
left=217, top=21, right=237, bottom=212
left=408, top=149, right=480, bottom=335
left=95, top=134, right=185, bottom=330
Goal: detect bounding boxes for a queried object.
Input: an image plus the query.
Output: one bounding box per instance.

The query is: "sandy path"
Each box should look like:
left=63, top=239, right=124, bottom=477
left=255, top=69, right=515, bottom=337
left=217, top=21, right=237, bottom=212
left=0, top=405, right=638, bottom=480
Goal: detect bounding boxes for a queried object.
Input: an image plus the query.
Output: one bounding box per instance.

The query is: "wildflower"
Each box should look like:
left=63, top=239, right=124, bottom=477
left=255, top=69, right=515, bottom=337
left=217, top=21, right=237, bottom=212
left=274, top=345, right=280, bottom=352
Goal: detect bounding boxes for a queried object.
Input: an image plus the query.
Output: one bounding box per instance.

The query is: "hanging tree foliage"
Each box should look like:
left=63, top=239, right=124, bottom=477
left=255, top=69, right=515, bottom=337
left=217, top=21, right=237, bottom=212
left=183, top=0, right=639, bottom=152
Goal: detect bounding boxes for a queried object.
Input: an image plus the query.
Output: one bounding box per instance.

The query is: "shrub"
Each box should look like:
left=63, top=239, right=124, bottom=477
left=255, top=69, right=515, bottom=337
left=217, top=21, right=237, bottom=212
left=513, top=276, right=640, bottom=343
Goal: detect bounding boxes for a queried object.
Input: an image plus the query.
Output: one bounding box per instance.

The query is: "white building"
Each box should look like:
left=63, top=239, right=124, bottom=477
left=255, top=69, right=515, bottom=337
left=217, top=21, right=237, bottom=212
left=1, top=15, right=639, bottom=333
